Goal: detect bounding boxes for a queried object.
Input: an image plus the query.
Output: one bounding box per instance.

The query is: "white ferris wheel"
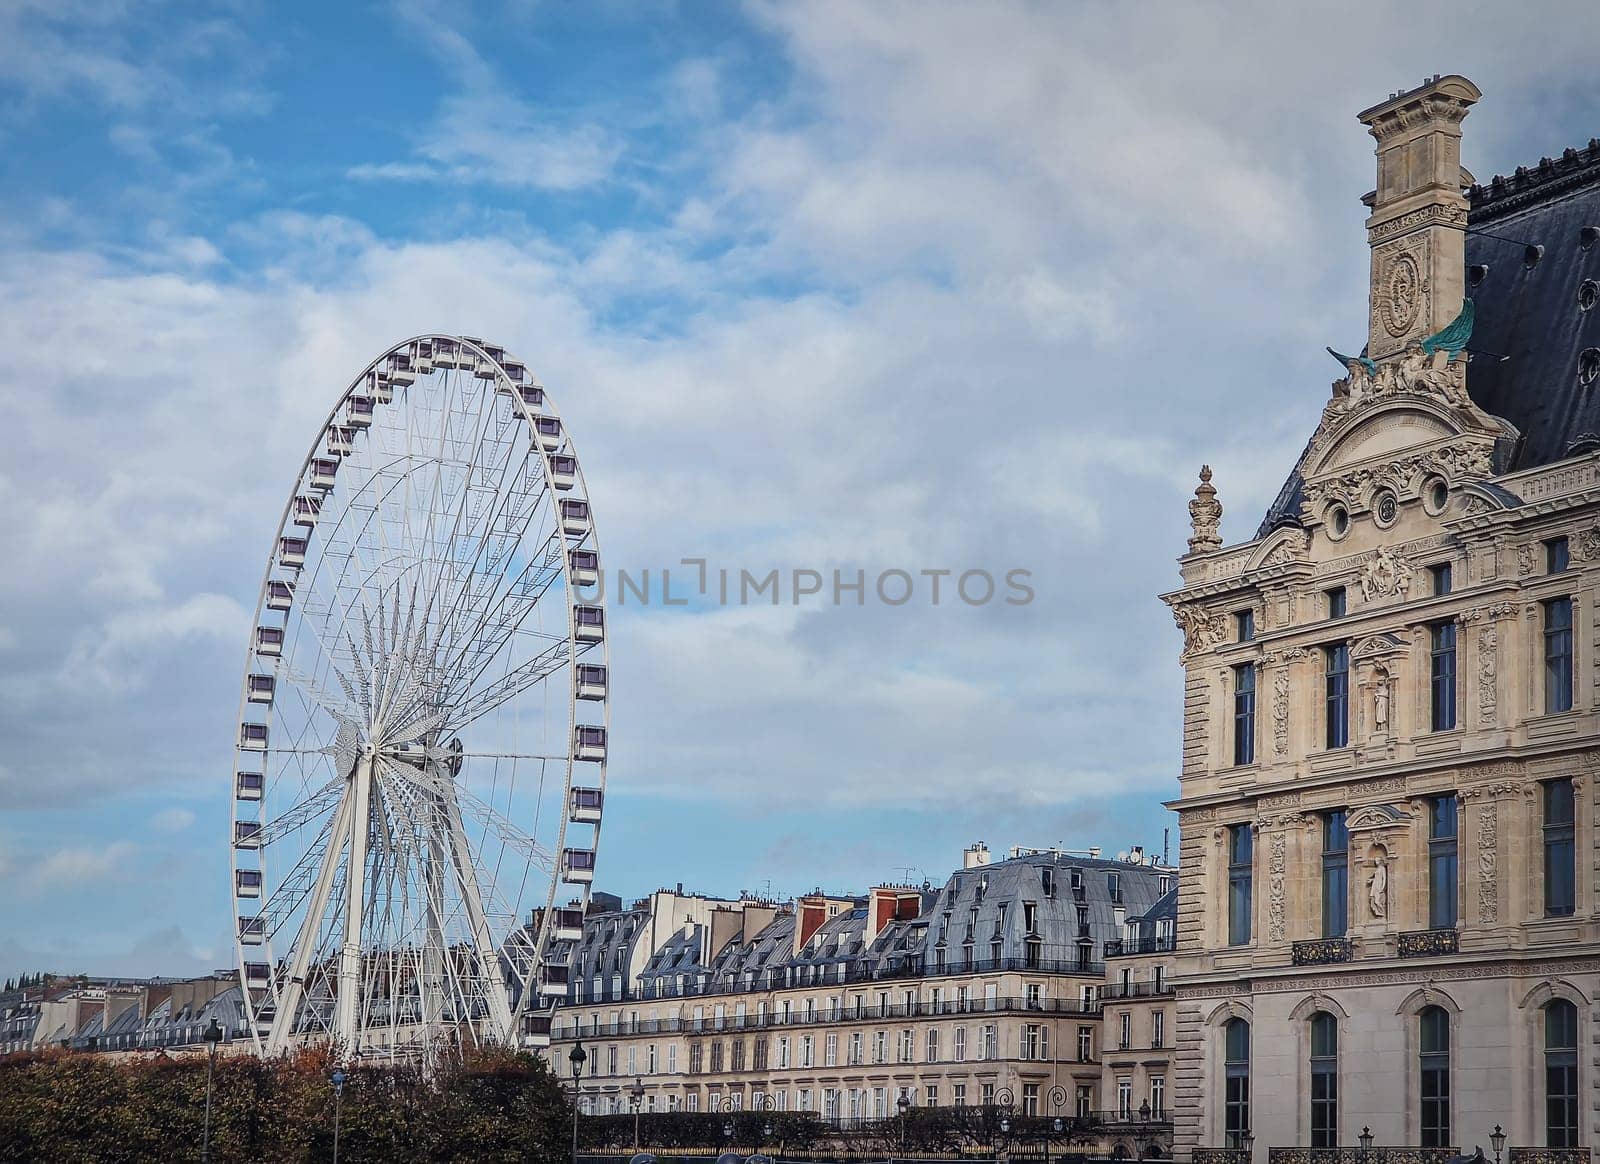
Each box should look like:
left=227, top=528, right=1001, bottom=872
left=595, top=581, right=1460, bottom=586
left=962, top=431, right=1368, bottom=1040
left=230, top=335, right=606, bottom=1064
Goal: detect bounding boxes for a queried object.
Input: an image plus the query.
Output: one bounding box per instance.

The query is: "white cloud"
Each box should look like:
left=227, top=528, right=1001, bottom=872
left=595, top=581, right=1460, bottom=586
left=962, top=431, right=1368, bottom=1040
left=151, top=807, right=196, bottom=834
left=34, top=841, right=136, bottom=888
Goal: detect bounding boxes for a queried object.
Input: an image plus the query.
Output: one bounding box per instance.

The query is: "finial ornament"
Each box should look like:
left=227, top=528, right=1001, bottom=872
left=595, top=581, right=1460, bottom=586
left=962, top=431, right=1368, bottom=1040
left=1188, top=465, right=1223, bottom=554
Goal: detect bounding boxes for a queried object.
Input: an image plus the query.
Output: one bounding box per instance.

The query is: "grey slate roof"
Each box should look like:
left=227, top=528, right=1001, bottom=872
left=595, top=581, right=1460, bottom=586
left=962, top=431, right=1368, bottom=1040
left=567, top=851, right=1174, bottom=1005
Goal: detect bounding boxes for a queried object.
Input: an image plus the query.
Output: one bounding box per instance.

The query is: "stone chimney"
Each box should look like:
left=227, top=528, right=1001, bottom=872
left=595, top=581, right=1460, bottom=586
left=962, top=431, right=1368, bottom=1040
left=962, top=841, right=991, bottom=869
left=1358, top=74, right=1480, bottom=360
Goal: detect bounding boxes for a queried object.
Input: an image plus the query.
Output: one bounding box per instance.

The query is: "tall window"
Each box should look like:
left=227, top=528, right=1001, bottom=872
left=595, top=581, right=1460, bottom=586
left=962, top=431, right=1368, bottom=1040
left=1236, top=610, right=1255, bottom=642
left=1224, top=1019, right=1250, bottom=1148
left=1431, top=562, right=1453, bottom=596
left=1545, top=1000, right=1579, bottom=1147
left=1545, top=597, right=1574, bottom=713
left=1322, top=811, right=1349, bottom=937
left=1429, top=796, right=1458, bottom=929
left=1326, top=587, right=1347, bottom=620
left=1544, top=779, right=1576, bottom=917
left=1419, top=1007, right=1451, bottom=1148
left=1150, top=1076, right=1166, bottom=1118
left=1233, top=664, right=1257, bottom=766
left=1310, top=1012, right=1338, bottom=1148
left=1547, top=536, right=1571, bottom=573
left=1325, top=644, right=1350, bottom=748
left=1227, top=825, right=1253, bottom=946
left=1431, top=622, right=1457, bottom=730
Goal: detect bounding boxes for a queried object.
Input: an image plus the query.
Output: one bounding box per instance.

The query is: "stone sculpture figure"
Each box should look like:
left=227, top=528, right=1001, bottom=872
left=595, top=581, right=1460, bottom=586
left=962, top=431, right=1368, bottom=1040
left=1368, top=855, right=1390, bottom=919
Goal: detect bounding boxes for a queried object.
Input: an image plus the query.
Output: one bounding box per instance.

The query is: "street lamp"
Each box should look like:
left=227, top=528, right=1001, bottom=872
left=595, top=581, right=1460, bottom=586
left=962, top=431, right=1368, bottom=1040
left=1051, top=1117, right=1065, bottom=1164
left=329, top=1067, right=348, bottom=1164
left=1491, top=1126, right=1506, bottom=1164
left=724, top=1119, right=736, bottom=1149
left=1241, top=1128, right=1254, bottom=1162
left=898, top=1092, right=912, bottom=1158
left=568, top=1041, right=588, bottom=1164
left=1359, top=1125, right=1374, bottom=1164
left=629, top=1077, right=646, bottom=1151
left=199, top=1018, right=223, bottom=1164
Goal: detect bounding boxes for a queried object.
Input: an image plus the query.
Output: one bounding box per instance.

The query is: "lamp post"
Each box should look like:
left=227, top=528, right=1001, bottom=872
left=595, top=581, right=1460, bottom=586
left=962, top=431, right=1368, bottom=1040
left=1491, top=1126, right=1506, bottom=1164
left=199, top=1018, right=223, bottom=1164
left=898, top=1091, right=912, bottom=1159
left=724, top=1120, right=735, bottom=1151
left=998, top=1116, right=1011, bottom=1164
left=569, top=1042, right=588, bottom=1164
left=1051, top=1117, right=1065, bottom=1164
left=1359, top=1125, right=1374, bottom=1164
left=1241, top=1128, right=1254, bottom=1164
left=329, top=1067, right=348, bottom=1164
left=629, top=1077, right=646, bottom=1151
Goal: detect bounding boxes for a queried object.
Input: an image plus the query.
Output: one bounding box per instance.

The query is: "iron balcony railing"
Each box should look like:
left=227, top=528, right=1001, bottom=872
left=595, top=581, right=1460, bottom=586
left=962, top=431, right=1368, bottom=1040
left=1098, top=980, right=1173, bottom=1000
left=1266, top=1147, right=1462, bottom=1164
left=557, top=994, right=1103, bottom=1039
left=1396, top=928, right=1460, bottom=958
left=1292, top=938, right=1354, bottom=966
left=1103, top=936, right=1176, bottom=957
left=625, top=956, right=1106, bottom=1002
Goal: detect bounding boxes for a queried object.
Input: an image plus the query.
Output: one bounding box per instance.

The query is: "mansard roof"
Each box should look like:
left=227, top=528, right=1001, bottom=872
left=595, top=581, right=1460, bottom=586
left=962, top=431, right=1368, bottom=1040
left=1256, top=139, right=1600, bottom=537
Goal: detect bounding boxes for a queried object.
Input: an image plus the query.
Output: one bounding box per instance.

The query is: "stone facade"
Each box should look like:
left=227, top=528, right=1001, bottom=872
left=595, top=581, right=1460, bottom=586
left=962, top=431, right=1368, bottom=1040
left=1163, top=76, right=1599, bottom=1161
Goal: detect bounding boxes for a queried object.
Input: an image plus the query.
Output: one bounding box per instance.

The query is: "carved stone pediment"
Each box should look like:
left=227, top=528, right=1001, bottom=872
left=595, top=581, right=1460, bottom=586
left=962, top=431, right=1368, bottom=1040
left=1247, top=527, right=1311, bottom=571
left=1351, top=632, right=1409, bottom=661
left=1346, top=803, right=1411, bottom=832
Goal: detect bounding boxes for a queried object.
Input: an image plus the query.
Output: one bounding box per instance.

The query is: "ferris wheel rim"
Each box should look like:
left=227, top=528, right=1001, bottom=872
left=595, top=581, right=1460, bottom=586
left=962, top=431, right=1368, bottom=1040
left=228, top=333, right=610, bottom=1059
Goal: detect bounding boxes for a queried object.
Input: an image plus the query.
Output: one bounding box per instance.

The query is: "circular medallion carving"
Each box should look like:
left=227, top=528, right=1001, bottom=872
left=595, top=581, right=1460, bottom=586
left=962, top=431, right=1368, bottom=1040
left=1382, top=253, right=1422, bottom=337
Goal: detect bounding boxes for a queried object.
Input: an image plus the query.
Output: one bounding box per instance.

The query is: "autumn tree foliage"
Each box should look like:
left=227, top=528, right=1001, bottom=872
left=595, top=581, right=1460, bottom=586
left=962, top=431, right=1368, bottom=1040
left=0, top=1044, right=570, bottom=1162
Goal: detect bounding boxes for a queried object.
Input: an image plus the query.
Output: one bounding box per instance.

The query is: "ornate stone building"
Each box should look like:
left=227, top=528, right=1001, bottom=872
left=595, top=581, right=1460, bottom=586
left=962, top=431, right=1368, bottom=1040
left=1164, top=76, right=1600, bottom=1162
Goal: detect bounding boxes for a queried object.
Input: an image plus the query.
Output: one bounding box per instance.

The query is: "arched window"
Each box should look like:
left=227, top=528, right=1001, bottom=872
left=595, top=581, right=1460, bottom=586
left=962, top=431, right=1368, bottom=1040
left=1224, top=1018, right=1250, bottom=1148
left=1545, top=1000, right=1579, bottom=1146
left=1310, top=1012, right=1338, bottom=1147
left=1419, top=1006, right=1451, bottom=1147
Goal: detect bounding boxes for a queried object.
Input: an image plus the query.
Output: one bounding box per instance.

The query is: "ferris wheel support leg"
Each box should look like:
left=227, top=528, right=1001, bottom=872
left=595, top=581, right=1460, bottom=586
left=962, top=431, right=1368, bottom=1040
left=267, top=785, right=356, bottom=1058
left=421, top=810, right=446, bottom=1045
left=442, top=785, right=515, bottom=1042
left=335, top=755, right=375, bottom=1055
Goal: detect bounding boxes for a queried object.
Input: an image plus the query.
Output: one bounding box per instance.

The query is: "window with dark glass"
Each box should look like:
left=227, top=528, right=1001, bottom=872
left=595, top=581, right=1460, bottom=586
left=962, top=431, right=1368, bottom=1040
left=1429, top=796, right=1458, bottom=929
left=1545, top=1000, right=1578, bottom=1147
left=1227, top=825, right=1253, bottom=946
left=1547, top=536, right=1570, bottom=573
left=1543, top=779, right=1576, bottom=917
left=1325, top=644, right=1350, bottom=749
left=1431, top=562, right=1453, bottom=596
left=1234, top=610, right=1255, bottom=642
left=1545, top=597, right=1574, bottom=713
left=1224, top=1018, right=1250, bottom=1148
left=1322, top=811, right=1348, bottom=938
left=1310, top=1012, right=1338, bottom=1148
left=1327, top=587, right=1347, bottom=620
left=1419, top=1006, right=1451, bottom=1147
left=1431, top=621, right=1457, bottom=731
left=1233, top=664, right=1256, bottom=766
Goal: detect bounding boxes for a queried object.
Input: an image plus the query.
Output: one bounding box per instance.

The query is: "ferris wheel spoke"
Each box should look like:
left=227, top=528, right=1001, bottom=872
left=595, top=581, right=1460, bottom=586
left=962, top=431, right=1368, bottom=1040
left=442, top=639, right=575, bottom=735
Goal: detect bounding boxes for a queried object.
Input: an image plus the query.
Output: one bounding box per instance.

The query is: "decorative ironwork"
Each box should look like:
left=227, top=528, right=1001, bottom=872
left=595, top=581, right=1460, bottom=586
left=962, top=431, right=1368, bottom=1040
left=1397, top=928, right=1460, bottom=957
left=1268, top=1148, right=1458, bottom=1164
left=1292, top=938, right=1353, bottom=966
left=1195, top=1150, right=1250, bottom=1164
left=1509, top=1149, right=1592, bottom=1164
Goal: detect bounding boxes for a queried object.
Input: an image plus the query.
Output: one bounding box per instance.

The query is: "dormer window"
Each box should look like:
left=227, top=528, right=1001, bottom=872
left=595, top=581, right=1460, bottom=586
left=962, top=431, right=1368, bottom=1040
left=1041, top=868, right=1055, bottom=898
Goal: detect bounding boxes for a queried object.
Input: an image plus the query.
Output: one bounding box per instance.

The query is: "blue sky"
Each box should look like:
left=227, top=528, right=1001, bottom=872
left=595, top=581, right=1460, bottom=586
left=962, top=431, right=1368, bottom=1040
left=3, top=0, right=1600, bottom=981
